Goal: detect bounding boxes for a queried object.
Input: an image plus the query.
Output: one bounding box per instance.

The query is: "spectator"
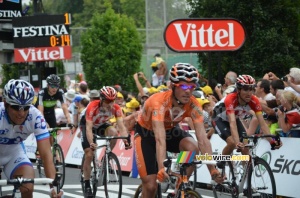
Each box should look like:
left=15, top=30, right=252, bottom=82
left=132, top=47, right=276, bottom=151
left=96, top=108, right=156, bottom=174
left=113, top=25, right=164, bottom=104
left=255, top=79, right=275, bottom=101
left=150, top=62, right=160, bottom=87
left=88, top=89, right=100, bottom=101
left=154, top=53, right=168, bottom=86
left=77, top=81, right=90, bottom=100
left=285, top=68, right=300, bottom=96
left=276, top=90, right=300, bottom=137
left=215, top=71, right=237, bottom=99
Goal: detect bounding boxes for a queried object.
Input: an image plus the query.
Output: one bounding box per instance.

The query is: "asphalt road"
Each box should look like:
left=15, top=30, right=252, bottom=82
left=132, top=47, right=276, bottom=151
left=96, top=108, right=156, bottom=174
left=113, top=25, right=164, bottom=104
left=0, top=164, right=236, bottom=198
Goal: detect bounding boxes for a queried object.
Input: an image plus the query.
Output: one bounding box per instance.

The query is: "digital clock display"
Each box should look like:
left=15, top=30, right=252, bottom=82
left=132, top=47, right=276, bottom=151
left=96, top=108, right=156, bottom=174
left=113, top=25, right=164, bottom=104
left=12, top=13, right=72, bottom=48
left=50, top=35, right=71, bottom=47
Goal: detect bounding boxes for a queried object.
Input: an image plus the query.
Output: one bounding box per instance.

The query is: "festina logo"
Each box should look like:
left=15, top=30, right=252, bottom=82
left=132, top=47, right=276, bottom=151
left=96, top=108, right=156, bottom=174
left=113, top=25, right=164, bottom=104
left=164, top=19, right=246, bottom=52
left=14, top=46, right=72, bottom=62
left=13, top=25, right=69, bottom=38
left=0, top=10, right=22, bottom=17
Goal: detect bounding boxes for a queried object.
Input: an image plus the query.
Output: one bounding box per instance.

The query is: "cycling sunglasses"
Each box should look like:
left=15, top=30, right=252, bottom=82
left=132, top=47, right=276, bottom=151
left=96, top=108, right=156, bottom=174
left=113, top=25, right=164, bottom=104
left=49, top=85, right=59, bottom=89
left=10, top=105, right=30, bottom=111
left=103, top=99, right=115, bottom=104
left=174, top=83, right=196, bottom=91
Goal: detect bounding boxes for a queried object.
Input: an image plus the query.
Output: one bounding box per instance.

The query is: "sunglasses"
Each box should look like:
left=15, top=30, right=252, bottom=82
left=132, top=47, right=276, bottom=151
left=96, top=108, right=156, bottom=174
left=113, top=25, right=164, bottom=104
left=103, top=99, right=114, bottom=104
left=241, top=85, right=256, bottom=92
left=174, top=84, right=196, bottom=91
left=49, top=85, right=59, bottom=89
left=10, top=105, right=30, bottom=111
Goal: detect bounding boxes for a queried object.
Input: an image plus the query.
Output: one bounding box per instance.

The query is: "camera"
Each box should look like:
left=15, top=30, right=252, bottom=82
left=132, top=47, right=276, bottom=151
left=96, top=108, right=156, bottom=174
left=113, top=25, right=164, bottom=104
left=274, top=105, right=284, bottom=113
left=217, top=83, right=222, bottom=88
left=281, top=76, right=288, bottom=82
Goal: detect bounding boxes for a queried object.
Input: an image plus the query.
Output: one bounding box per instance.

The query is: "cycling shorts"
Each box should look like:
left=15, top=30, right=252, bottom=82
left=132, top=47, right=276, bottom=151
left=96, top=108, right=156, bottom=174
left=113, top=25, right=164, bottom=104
left=80, top=115, right=113, bottom=150
left=134, top=122, right=192, bottom=178
left=212, top=117, right=245, bottom=141
left=44, top=113, right=57, bottom=128
left=0, top=144, right=33, bottom=179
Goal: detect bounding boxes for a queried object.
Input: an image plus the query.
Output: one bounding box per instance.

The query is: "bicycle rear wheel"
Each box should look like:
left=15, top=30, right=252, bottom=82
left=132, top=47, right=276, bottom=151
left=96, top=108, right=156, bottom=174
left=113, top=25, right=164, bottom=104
left=103, top=152, right=122, bottom=198
left=247, top=157, right=276, bottom=198
left=133, top=184, right=143, bottom=198
left=53, top=144, right=65, bottom=189
left=212, top=161, right=239, bottom=198
left=80, top=154, right=98, bottom=198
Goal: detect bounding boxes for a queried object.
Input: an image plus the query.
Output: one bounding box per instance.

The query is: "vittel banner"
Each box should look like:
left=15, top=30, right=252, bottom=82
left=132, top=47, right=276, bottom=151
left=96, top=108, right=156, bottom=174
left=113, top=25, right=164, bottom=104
left=164, top=18, right=246, bottom=52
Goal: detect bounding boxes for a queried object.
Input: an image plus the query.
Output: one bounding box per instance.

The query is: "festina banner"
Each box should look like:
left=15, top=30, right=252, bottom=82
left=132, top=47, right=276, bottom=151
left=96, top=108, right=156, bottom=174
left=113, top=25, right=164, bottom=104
left=0, top=0, right=22, bottom=21
left=14, top=46, right=72, bottom=62
left=164, top=18, right=246, bottom=52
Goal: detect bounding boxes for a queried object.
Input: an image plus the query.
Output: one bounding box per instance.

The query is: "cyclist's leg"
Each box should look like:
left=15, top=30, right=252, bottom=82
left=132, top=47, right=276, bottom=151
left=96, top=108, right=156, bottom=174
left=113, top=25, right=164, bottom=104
left=96, top=123, right=118, bottom=150
left=80, top=118, right=94, bottom=189
left=167, top=126, right=198, bottom=177
left=45, top=114, right=57, bottom=146
left=212, top=119, right=237, bottom=155
left=5, top=147, right=34, bottom=198
left=134, top=123, right=159, bottom=197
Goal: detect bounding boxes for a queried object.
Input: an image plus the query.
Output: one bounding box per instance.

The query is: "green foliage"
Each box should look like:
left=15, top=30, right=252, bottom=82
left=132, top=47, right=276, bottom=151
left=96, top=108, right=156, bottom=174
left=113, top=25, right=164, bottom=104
left=187, top=0, right=300, bottom=82
left=81, top=8, right=143, bottom=90
left=1, top=64, right=25, bottom=87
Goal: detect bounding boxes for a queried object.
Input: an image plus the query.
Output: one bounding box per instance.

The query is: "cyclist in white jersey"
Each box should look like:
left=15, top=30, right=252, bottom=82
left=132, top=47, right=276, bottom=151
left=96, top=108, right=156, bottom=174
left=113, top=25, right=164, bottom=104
left=1, top=79, right=63, bottom=198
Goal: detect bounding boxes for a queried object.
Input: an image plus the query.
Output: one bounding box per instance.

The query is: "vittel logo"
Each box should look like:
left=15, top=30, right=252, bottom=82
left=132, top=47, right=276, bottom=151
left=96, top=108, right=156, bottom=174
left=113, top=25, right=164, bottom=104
left=164, top=19, right=246, bottom=52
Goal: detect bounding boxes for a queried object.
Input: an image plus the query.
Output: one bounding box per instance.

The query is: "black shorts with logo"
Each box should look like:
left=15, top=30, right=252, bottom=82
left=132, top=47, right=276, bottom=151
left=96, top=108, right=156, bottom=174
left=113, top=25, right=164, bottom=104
left=80, top=115, right=113, bottom=150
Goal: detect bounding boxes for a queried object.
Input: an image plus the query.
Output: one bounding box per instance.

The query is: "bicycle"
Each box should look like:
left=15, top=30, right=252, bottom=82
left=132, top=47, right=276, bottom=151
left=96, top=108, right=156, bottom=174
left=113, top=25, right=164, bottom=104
left=134, top=152, right=212, bottom=198
left=0, top=169, right=62, bottom=198
left=36, top=126, right=73, bottom=189
left=212, top=134, right=280, bottom=198
left=80, top=134, right=131, bottom=198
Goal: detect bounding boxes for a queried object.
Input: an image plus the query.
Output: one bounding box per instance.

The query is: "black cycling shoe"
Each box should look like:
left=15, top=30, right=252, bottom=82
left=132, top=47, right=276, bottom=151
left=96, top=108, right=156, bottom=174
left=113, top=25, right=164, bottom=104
left=167, top=192, right=175, bottom=198
left=84, top=187, right=93, bottom=198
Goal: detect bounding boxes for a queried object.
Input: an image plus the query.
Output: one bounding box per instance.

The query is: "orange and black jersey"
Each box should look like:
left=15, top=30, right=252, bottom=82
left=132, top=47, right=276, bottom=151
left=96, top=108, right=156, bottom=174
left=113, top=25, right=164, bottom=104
left=137, top=90, right=204, bottom=130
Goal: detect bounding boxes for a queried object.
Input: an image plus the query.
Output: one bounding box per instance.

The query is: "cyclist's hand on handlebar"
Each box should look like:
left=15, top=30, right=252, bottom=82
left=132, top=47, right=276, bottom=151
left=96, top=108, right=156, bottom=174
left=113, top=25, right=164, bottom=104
left=157, top=168, right=169, bottom=183
left=236, top=142, right=245, bottom=152
left=90, top=142, right=97, bottom=151
left=67, top=123, right=75, bottom=129
left=270, top=136, right=282, bottom=150
left=49, top=188, right=64, bottom=198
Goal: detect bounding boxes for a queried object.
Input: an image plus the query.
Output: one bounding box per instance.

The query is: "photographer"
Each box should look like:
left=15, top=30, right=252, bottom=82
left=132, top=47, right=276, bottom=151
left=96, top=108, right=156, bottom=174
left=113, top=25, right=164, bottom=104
left=276, top=90, right=300, bottom=137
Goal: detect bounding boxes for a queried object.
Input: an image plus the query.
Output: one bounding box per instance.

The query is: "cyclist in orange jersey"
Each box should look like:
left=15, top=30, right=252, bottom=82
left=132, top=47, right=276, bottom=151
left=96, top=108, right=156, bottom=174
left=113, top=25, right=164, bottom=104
left=134, top=63, right=224, bottom=198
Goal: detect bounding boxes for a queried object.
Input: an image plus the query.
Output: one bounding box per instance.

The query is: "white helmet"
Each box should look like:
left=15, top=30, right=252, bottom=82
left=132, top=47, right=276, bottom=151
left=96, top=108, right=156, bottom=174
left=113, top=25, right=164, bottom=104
left=3, top=79, right=35, bottom=106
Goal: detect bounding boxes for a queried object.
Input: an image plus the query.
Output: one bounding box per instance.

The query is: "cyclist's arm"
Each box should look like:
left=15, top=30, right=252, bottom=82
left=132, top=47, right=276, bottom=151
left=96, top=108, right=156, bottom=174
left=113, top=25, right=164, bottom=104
left=227, top=113, right=240, bottom=144
left=37, top=138, right=56, bottom=182
left=256, top=112, right=273, bottom=142
left=194, top=122, right=215, bottom=172
left=61, top=103, right=72, bottom=124
left=115, top=117, right=128, bottom=136
left=152, top=120, right=167, bottom=170
left=37, top=104, right=44, bottom=115
left=86, top=119, right=94, bottom=145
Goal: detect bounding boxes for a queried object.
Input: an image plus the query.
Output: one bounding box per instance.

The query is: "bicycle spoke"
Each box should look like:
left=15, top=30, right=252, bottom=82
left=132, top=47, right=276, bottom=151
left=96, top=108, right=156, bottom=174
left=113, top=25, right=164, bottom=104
left=103, top=152, right=122, bottom=198
left=247, top=158, right=276, bottom=198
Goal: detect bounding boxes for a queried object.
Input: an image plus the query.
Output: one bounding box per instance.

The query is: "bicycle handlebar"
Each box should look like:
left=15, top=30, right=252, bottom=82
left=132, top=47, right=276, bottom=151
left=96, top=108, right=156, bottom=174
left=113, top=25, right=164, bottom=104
left=94, top=134, right=131, bottom=146
left=241, top=134, right=281, bottom=150
left=48, top=126, right=73, bottom=132
left=0, top=177, right=53, bottom=186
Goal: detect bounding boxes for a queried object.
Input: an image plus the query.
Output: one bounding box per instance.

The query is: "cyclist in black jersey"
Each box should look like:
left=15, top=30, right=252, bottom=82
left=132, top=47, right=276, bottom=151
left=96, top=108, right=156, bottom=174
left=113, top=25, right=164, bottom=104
left=37, top=74, right=73, bottom=145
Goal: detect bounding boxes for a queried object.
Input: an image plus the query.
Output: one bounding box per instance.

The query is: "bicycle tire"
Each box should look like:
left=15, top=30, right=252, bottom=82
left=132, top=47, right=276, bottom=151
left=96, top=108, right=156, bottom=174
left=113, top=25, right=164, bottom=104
left=37, top=157, right=46, bottom=179
left=179, top=189, right=203, bottom=198
left=247, top=157, right=276, bottom=198
left=80, top=154, right=98, bottom=198
left=53, top=144, right=65, bottom=189
left=192, top=165, right=197, bottom=190
left=212, top=161, right=239, bottom=198
left=133, top=183, right=162, bottom=198
left=103, top=152, right=122, bottom=198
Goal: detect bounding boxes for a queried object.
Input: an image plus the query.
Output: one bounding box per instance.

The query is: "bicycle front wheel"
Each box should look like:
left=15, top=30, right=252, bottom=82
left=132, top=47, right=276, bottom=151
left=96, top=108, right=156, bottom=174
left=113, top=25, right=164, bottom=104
left=212, top=161, right=239, bottom=198
left=103, top=152, right=122, bottom=198
left=247, top=157, right=276, bottom=198
left=53, top=144, right=65, bottom=189
left=179, top=189, right=203, bottom=198
left=133, top=184, right=143, bottom=198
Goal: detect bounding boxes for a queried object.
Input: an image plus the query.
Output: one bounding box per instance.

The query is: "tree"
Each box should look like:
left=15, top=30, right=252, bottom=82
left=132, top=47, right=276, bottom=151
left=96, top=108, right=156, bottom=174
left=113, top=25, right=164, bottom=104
left=80, top=7, right=143, bottom=90
left=186, top=0, right=300, bottom=82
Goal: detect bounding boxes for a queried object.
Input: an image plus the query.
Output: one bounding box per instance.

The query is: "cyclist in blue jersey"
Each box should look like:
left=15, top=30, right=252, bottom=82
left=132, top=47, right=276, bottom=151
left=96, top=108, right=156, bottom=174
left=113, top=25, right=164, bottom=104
left=1, top=79, right=63, bottom=198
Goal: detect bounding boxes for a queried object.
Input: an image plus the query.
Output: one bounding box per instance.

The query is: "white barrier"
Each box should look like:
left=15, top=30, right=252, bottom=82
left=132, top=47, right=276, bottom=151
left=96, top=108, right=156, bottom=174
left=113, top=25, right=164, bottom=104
left=188, top=132, right=300, bottom=197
